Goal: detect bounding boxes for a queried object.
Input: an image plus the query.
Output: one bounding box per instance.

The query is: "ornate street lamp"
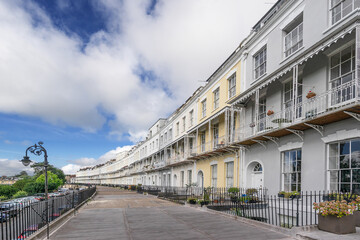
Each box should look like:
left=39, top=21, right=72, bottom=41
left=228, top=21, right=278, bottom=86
left=20, top=141, right=50, bottom=239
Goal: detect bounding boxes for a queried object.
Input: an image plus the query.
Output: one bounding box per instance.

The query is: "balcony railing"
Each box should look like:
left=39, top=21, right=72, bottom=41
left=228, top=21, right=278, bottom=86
left=234, top=79, right=359, bottom=142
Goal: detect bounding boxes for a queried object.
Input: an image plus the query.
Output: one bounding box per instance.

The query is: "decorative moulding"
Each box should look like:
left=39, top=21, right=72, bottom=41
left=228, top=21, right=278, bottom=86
left=321, top=129, right=360, bottom=143
left=210, top=160, right=218, bottom=166
left=278, top=141, right=303, bottom=152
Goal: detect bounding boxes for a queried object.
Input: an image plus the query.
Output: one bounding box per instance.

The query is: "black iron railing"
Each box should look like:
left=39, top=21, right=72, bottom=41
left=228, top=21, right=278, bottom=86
left=107, top=184, right=359, bottom=229
left=0, top=186, right=96, bottom=240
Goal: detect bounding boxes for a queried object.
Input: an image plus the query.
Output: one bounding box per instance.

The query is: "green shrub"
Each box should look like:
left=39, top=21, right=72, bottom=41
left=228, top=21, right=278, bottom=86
left=228, top=187, right=240, bottom=193
left=0, top=195, right=7, bottom=201
left=13, top=190, right=28, bottom=198
left=246, top=188, right=258, bottom=195
left=0, top=185, right=18, bottom=198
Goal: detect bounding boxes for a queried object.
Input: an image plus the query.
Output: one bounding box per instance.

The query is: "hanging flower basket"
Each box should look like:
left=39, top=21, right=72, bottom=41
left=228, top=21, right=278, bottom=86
left=306, top=91, right=316, bottom=99
left=267, top=110, right=274, bottom=116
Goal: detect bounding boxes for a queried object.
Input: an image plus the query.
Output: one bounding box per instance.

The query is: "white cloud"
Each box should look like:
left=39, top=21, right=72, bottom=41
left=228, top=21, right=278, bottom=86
left=61, top=145, right=133, bottom=174
left=0, top=158, right=34, bottom=176
left=0, top=0, right=272, bottom=142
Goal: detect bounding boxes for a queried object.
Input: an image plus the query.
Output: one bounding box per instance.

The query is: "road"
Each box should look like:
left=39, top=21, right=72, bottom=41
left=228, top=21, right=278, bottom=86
left=50, top=186, right=293, bottom=240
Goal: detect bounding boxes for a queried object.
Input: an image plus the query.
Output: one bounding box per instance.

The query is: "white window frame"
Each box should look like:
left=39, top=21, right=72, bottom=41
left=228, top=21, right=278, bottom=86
left=329, top=44, right=356, bottom=106
left=327, top=138, right=360, bottom=193
left=189, top=110, right=194, bottom=126
left=228, top=74, right=236, bottom=99
left=187, top=170, right=192, bottom=185
left=211, top=164, right=218, bottom=188
left=226, top=161, right=234, bottom=188
left=329, top=0, right=360, bottom=25
left=182, top=116, right=186, bottom=132
left=213, top=88, right=220, bottom=109
left=176, top=122, right=179, bottom=136
left=254, top=46, right=267, bottom=80
left=281, top=149, right=302, bottom=192
left=201, top=99, right=207, bottom=118
left=284, top=22, right=303, bottom=58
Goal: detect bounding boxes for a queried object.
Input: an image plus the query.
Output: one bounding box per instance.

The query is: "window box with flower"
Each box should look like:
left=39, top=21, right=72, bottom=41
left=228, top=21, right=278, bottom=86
left=306, top=91, right=316, bottom=99
left=267, top=110, right=274, bottom=116
left=313, top=200, right=356, bottom=234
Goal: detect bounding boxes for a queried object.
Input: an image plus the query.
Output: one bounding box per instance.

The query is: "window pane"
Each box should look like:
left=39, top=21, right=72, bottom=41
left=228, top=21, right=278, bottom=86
left=284, top=152, right=290, bottom=172
left=353, top=184, right=360, bottom=194
left=351, top=140, right=360, bottom=153
left=340, top=155, right=350, bottom=168
left=329, top=143, right=338, bottom=157
left=297, top=150, right=302, bottom=160
left=341, top=184, right=350, bottom=193
left=341, top=60, right=351, bottom=75
left=351, top=153, right=360, bottom=168
left=329, top=156, right=339, bottom=169
left=352, top=169, right=360, bottom=183
left=297, top=160, right=302, bottom=172
left=331, top=66, right=340, bottom=79
left=341, top=170, right=351, bottom=182
left=330, top=170, right=339, bottom=183
left=340, top=142, right=350, bottom=155
left=331, top=53, right=340, bottom=67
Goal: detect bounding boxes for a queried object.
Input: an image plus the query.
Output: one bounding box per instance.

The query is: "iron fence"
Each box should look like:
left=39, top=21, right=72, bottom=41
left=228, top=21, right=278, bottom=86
left=0, top=186, right=96, bottom=240
left=114, top=184, right=359, bottom=229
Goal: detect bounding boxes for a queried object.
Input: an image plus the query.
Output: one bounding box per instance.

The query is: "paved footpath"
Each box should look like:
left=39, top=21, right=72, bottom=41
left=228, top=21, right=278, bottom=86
left=50, top=186, right=293, bottom=240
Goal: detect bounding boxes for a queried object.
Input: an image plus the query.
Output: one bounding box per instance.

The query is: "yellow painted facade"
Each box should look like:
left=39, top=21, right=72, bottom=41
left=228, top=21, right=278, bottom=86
left=196, top=153, right=239, bottom=188
left=197, top=60, right=241, bottom=124
left=194, top=59, right=242, bottom=188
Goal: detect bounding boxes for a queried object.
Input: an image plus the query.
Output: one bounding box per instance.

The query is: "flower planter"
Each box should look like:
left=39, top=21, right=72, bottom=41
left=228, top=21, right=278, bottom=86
left=267, top=110, right=274, bottom=116
left=318, top=215, right=356, bottom=234
left=355, top=211, right=360, bottom=227
left=306, top=92, right=316, bottom=99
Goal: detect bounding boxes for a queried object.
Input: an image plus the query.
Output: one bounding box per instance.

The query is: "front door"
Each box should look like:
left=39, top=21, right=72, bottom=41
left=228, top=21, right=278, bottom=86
left=251, top=172, right=263, bottom=188
left=251, top=162, right=263, bottom=188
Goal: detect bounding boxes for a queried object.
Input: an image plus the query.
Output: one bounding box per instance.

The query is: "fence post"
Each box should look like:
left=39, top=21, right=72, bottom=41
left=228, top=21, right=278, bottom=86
left=296, top=195, right=299, bottom=227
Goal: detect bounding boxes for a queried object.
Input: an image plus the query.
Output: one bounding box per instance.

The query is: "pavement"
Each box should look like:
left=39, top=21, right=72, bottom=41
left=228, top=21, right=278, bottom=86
left=294, top=226, right=360, bottom=240
left=49, top=186, right=293, bottom=240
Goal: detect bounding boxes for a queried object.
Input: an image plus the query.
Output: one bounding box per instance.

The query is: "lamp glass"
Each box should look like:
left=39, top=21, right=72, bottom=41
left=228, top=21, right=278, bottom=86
left=21, top=156, right=32, bottom=166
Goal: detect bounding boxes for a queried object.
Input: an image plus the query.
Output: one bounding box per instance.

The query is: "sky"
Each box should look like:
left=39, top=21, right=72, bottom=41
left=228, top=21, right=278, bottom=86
left=0, top=0, right=274, bottom=176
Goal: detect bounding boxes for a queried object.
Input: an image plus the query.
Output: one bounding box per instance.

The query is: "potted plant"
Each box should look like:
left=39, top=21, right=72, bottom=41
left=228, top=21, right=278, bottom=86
left=306, top=91, right=316, bottom=99
left=278, top=191, right=285, bottom=198
left=246, top=188, right=258, bottom=196
left=289, top=191, right=300, bottom=199
left=313, top=200, right=356, bottom=234
left=228, top=187, right=240, bottom=203
left=187, top=198, right=197, bottom=204
left=199, top=199, right=209, bottom=207
left=267, top=110, right=274, bottom=116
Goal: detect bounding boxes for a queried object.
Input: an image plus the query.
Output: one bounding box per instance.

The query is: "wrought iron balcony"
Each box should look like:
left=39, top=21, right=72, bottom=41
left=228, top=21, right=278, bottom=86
left=233, top=79, right=360, bottom=145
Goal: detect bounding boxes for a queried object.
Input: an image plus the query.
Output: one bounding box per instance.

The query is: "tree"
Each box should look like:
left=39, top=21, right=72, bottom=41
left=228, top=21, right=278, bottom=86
left=13, top=190, right=27, bottom=198
left=36, top=171, right=63, bottom=191
left=0, top=185, right=18, bottom=198
left=13, top=177, right=32, bottom=191
left=15, top=171, right=28, bottom=177
left=31, top=163, right=66, bottom=182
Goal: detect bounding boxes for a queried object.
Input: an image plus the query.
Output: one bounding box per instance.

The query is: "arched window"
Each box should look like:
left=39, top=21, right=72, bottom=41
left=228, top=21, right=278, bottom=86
left=253, top=163, right=263, bottom=172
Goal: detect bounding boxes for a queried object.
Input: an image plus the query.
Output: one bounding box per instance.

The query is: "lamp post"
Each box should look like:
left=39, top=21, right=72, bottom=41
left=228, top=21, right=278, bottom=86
left=20, top=141, right=49, bottom=239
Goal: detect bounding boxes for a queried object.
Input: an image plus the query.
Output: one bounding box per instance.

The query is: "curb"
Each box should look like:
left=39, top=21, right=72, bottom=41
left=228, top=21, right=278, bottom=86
left=28, top=190, right=97, bottom=240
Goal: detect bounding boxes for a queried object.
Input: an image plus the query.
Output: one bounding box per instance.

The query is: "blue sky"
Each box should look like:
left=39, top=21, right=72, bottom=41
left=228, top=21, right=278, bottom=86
left=0, top=0, right=272, bottom=175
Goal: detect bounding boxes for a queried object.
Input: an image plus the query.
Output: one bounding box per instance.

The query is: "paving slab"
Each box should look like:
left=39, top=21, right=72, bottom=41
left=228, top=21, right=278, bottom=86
left=49, top=186, right=293, bottom=240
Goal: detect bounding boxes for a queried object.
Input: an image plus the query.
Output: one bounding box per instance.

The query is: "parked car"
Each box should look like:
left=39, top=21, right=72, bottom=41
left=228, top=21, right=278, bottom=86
left=0, top=202, right=19, bottom=217
left=0, top=212, right=9, bottom=222
left=17, top=223, right=45, bottom=239
left=34, top=193, right=46, bottom=201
